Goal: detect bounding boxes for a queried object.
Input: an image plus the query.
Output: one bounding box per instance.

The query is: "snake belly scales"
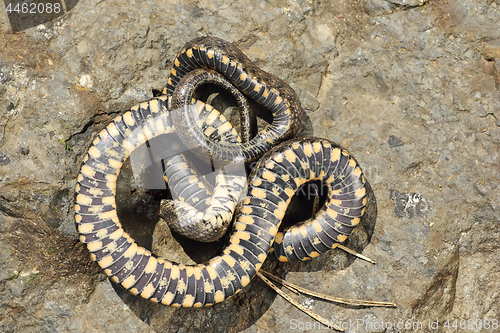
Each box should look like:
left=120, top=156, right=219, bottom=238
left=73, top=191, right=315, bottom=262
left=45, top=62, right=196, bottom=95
left=75, top=37, right=368, bottom=307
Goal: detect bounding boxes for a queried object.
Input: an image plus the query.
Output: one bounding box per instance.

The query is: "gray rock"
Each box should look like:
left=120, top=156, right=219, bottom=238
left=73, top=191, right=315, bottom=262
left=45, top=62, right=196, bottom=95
left=1, top=0, right=499, bottom=332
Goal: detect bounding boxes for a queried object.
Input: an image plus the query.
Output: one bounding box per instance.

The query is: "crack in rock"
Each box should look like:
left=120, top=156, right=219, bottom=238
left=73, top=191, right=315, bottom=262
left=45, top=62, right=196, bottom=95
left=412, top=248, right=459, bottom=319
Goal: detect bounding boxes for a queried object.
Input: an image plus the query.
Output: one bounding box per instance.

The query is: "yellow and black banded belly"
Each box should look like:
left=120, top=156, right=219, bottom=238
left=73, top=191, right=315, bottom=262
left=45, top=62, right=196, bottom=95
left=166, top=36, right=304, bottom=163
left=75, top=93, right=247, bottom=242
left=76, top=125, right=367, bottom=306
left=265, top=141, right=367, bottom=262
left=160, top=101, right=248, bottom=242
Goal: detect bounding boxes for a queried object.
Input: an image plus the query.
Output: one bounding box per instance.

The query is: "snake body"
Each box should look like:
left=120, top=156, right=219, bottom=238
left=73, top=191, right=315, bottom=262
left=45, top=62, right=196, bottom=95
left=75, top=37, right=367, bottom=306
left=76, top=114, right=366, bottom=306
left=159, top=98, right=248, bottom=242
left=167, top=36, right=304, bottom=163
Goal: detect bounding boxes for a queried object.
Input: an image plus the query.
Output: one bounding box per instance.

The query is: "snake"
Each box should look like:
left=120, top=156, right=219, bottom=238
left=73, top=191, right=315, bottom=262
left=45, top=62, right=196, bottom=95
left=75, top=37, right=367, bottom=306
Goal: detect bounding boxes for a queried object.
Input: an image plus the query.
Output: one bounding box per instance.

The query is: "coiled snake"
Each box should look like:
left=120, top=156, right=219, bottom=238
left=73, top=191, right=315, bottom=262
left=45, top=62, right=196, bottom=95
left=75, top=37, right=367, bottom=306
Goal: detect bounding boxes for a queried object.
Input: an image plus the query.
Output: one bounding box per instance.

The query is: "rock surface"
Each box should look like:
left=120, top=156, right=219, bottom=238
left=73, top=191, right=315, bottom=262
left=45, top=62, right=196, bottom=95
left=1, top=0, right=499, bottom=332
